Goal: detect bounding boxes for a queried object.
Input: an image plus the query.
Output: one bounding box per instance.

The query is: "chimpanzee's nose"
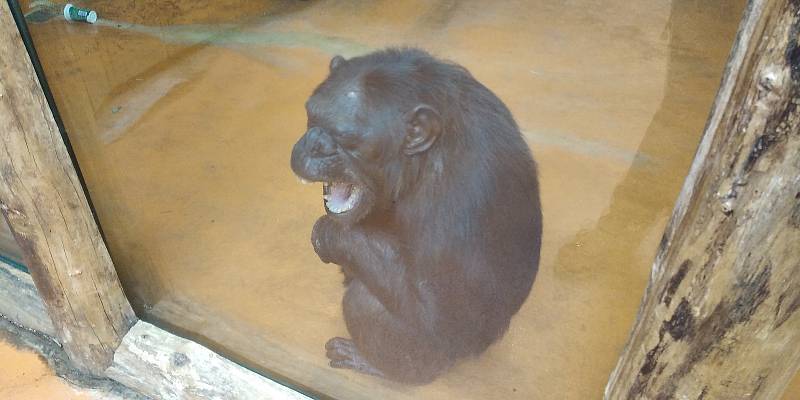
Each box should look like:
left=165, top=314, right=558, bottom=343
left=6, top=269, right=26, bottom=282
left=304, top=126, right=338, bottom=158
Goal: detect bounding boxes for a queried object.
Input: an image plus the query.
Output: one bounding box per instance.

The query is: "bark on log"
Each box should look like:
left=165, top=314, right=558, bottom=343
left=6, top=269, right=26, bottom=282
left=106, top=321, right=312, bottom=400
left=605, top=0, right=800, bottom=399
left=0, top=2, right=136, bottom=374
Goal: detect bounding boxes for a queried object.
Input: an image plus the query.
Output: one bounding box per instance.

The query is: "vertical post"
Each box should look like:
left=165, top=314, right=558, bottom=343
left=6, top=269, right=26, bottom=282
left=0, top=2, right=136, bottom=374
left=605, top=0, right=800, bottom=398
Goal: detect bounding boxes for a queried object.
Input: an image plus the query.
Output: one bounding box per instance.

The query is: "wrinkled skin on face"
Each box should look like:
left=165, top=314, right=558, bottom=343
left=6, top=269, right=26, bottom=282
left=290, top=48, right=542, bottom=384
left=290, top=82, right=381, bottom=225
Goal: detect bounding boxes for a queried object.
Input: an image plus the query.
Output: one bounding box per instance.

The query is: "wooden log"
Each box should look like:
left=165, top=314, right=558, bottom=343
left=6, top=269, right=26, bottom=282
left=106, top=321, right=312, bottom=400
left=605, top=0, right=800, bottom=399
left=0, top=2, right=136, bottom=374
left=0, top=259, right=56, bottom=338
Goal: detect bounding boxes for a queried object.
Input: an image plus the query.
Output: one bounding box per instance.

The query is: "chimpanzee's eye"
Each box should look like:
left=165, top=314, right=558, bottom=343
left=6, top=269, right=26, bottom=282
left=327, top=123, right=355, bottom=140
left=332, top=129, right=360, bottom=149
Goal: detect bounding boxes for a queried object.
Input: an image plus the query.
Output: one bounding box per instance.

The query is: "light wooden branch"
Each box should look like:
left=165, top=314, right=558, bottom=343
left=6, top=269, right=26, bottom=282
left=605, top=0, right=800, bottom=398
left=106, top=321, right=312, bottom=400
left=0, top=1, right=136, bottom=374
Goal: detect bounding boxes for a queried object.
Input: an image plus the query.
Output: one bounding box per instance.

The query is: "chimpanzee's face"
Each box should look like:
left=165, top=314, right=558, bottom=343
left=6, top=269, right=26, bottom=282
left=291, top=82, right=386, bottom=226
left=291, top=55, right=442, bottom=226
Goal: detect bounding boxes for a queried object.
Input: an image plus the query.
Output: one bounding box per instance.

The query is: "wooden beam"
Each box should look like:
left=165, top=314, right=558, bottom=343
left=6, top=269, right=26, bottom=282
left=0, top=264, right=309, bottom=400
left=605, top=0, right=800, bottom=399
left=0, top=259, right=56, bottom=338
left=106, top=321, right=312, bottom=400
left=0, top=2, right=136, bottom=374
left=0, top=263, right=311, bottom=400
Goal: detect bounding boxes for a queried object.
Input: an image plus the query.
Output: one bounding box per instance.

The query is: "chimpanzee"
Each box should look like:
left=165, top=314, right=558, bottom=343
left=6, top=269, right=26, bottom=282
left=290, top=48, right=542, bottom=384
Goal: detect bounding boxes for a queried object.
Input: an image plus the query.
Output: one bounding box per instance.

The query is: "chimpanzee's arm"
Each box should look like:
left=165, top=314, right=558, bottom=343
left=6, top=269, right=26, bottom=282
left=313, top=217, right=425, bottom=316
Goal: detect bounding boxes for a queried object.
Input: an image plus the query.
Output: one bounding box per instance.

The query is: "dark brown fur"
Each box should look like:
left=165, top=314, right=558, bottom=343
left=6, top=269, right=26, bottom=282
left=290, top=48, right=542, bottom=384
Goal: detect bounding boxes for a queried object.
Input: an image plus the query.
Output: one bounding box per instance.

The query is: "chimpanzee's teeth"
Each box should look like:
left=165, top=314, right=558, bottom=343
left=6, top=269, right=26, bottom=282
left=324, top=183, right=361, bottom=214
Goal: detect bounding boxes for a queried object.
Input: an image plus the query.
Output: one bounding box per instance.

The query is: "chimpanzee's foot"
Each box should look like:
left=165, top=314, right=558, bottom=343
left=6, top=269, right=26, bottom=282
left=325, top=337, right=385, bottom=378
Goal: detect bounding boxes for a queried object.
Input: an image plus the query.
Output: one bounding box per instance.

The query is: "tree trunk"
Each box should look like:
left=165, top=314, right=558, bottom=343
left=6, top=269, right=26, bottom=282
left=605, top=0, right=800, bottom=398
left=0, top=2, right=136, bottom=374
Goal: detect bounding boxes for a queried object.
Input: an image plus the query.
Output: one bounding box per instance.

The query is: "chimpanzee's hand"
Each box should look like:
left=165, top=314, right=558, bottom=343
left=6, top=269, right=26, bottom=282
left=312, top=215, right=343, bottom=264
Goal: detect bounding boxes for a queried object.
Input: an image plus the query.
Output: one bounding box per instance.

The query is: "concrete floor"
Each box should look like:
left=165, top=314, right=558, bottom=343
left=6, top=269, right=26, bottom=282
left=9, top=0, right=799, bottom=399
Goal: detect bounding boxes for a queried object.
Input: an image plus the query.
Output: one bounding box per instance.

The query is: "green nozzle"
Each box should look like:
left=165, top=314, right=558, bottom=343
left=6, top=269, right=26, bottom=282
left=63, top=4, right=97, bottom=24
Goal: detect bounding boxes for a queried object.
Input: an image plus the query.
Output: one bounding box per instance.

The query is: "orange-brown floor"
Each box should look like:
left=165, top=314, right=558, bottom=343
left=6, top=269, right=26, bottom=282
left=0, top=339, right=91, bottom=400
left=11, top=0, right=800, bottom=399
left=0, top=324, right=144, bottom=400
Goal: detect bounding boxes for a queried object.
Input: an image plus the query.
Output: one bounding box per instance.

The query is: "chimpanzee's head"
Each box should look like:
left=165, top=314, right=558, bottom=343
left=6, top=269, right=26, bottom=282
left=291, top=50, right=446, bottom=226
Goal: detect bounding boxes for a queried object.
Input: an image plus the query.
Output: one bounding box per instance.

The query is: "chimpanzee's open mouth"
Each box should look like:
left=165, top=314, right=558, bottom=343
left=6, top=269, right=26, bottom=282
left=323, top=182, right=364, bottom=214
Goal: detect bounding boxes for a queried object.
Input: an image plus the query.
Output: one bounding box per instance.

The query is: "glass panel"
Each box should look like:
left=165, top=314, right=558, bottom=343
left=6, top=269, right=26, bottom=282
left=19, top=0, right=781, bottom=398
left=0, top=218, right=24, bottom=268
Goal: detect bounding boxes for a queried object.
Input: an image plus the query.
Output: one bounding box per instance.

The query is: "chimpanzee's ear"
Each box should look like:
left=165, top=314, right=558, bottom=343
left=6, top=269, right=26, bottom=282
left=404, top=104, right=442, bottom=156
left=330, top=55, right=346, bottom=72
